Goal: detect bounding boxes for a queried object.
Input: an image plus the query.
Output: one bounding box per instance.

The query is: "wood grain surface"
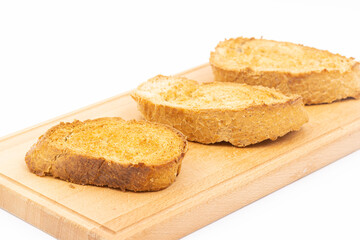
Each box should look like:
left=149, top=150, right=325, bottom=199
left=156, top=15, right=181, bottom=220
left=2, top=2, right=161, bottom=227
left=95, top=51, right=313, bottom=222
left=0, top=64, right=359, bottom=240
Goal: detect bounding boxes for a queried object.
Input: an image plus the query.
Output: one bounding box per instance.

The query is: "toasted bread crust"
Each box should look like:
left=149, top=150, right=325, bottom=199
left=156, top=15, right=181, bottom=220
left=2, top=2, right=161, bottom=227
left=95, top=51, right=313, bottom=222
left=210, top=38, right=360, bottom=105
left=132, top=76, right=309, bottom=147
left=25, top=118, right=188, bottom=192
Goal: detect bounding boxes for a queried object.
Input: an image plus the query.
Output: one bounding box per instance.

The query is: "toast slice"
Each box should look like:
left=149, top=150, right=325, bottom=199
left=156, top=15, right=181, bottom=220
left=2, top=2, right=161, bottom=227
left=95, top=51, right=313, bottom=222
left=131, top=75, right=308, bottom=147
left=210, top=37, right=360, bottom=105
left=25, top=117, right=188, bottom=192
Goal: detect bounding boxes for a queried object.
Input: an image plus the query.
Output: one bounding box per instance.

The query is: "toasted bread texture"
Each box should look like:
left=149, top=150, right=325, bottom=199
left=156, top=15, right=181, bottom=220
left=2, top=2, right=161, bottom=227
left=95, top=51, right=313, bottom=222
left=210, top=37, right=360, bottom=105
left=131, top=75, right=308, bottom=147
left=25, top=117, right=188, bottom=192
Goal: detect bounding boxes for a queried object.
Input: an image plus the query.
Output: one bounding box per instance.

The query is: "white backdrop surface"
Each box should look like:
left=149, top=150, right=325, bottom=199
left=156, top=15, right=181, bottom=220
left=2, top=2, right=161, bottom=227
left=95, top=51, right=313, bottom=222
left=0, top=1, right=359, bottom=239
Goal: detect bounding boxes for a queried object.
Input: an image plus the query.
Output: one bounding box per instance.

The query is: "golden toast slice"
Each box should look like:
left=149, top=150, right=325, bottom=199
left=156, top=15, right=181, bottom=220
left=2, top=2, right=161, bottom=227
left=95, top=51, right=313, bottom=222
left=25, top=117, right=188, bottom=192
left=210, top=37, right=360, bottom=104
left=132, top=75, right=308, bottom=147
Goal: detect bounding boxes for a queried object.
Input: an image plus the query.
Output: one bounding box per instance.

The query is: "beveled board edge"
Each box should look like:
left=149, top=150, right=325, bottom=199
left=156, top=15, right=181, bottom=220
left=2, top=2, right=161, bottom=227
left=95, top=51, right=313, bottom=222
left=0, top=64, right=360, bottom=240
left=93, top=117, right=360, bottom=239
left=0, top=64, right=209, bottom=240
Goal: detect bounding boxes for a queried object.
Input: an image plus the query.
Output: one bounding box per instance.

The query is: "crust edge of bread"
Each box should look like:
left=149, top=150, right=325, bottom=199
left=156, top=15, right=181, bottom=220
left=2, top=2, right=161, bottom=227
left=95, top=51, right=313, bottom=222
left=210, top=38, right=360, bottom=105
left=210, top=62, right=360, bottom=105
left=131, top=79, right=309, bottom=147
left=25, top=118, right=188, bottom=192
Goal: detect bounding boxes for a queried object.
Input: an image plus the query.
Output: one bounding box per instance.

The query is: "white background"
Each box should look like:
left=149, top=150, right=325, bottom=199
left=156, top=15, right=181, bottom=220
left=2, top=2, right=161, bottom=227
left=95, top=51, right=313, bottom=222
left=0, top=1, right=359, bottom=239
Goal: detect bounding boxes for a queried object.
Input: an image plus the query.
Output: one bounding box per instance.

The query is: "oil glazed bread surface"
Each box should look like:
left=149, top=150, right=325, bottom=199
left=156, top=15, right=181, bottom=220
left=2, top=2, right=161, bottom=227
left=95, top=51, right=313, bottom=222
left=25, top=117, right=188, bottom=192
left=210, top=37, right=360, bottom=105
left=132, top=75, right=309, bottom=147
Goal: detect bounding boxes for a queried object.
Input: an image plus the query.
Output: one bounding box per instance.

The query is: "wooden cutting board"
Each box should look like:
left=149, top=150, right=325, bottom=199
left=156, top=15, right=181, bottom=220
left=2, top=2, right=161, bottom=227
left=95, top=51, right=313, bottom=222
left=1, top=64, right=360, bottom=240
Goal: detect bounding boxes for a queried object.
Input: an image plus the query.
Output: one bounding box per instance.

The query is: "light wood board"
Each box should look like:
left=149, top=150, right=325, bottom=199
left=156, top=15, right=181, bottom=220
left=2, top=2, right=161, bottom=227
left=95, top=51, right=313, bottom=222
left=1, top=64, right=360, bottom=240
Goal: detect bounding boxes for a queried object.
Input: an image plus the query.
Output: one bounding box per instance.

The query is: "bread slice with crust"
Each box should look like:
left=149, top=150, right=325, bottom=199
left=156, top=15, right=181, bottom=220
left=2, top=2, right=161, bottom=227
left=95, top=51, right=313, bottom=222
left=210, top=37, right=360, bottom=105
left=25, top=117, right=188, bottom=192
left=131, top=75, right=308, bottom=147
